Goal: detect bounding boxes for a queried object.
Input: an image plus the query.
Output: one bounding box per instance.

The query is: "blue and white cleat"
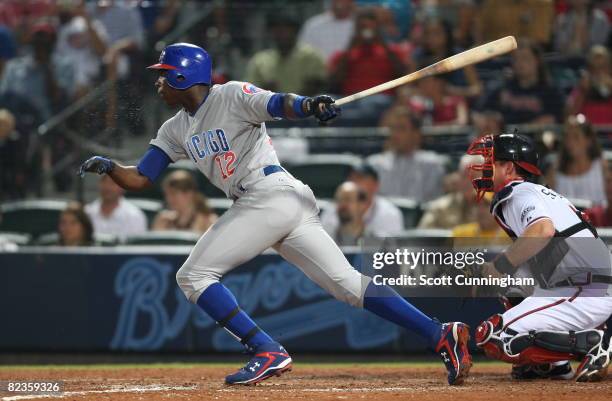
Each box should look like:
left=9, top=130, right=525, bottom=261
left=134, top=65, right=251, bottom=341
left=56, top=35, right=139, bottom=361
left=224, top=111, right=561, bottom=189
left=435, top=322, right=473, bottom=385
left=225, top=342, right=293, bottom=385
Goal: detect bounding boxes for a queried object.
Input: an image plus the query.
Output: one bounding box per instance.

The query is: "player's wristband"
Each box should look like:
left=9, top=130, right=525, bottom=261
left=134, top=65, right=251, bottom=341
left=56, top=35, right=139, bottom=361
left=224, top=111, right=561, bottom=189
left=293, top=96, right=311, bottom=118
left=493, top=253, right=515, bottom=274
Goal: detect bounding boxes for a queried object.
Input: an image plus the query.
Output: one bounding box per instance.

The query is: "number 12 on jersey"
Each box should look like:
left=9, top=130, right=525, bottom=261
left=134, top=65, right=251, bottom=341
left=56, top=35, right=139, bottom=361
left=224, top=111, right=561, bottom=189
left=215, top=151, right=236, bottom=179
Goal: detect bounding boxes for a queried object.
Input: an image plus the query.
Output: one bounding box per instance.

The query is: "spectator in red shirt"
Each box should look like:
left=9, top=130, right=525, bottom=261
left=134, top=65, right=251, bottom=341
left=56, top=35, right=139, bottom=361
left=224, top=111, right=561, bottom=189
left=478, top=38, right=564, bottom=124
left=411, top=17, right=482, bottom=98
left=566, top=45, right=612, bottom=125
left=398, top=66, right=468, bottom=126
left=586, top=165, right=612, bottom=227
left=329, top=7, right=408, bottom=97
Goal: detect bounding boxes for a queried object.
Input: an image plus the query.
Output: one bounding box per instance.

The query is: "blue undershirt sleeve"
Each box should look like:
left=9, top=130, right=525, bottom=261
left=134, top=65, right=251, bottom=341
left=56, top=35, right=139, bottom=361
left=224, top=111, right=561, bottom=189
left=137, top=145, right=172, bottom=183
left=266, top=93, right=286, bottom=118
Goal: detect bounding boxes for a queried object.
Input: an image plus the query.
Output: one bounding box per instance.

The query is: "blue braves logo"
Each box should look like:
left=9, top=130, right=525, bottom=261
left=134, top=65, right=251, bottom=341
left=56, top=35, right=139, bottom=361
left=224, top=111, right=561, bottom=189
left=186, top=128, right=230, bottom=161
left=110, top=256, right=398, bottom=351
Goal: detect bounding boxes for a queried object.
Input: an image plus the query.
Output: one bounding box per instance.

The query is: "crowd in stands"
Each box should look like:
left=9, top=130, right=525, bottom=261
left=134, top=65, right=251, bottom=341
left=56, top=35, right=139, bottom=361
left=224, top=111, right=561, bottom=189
left=0, top=0, right=611, bottom=247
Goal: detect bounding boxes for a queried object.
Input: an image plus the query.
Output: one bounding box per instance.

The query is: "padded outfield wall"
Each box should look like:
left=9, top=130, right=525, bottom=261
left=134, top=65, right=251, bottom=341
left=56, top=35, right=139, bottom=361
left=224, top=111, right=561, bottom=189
left=2, top=247, right=509, bottom=353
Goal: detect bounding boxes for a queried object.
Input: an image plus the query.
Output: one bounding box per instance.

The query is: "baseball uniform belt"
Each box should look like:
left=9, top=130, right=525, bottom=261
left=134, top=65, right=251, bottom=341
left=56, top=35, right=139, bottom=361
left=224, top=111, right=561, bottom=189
left=263, top=165, right=285, bottom=176
left=552, top=274, right=612, bottom=288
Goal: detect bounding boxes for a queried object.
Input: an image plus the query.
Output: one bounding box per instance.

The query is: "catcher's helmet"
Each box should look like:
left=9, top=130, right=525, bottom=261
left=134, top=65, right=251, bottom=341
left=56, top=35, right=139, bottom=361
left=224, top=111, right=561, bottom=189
left=147, top=43, right=212, bottom=90
left=467, top=133, right=541, bottom=201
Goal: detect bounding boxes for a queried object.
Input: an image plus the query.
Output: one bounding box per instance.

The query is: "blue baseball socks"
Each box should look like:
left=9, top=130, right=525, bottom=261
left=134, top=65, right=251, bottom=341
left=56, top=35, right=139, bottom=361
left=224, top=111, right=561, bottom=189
left=363, top=282, right=441, bottom=348
left=197, top=282, right=274, bottom=349
left=197, top=281, right=441, bottom=350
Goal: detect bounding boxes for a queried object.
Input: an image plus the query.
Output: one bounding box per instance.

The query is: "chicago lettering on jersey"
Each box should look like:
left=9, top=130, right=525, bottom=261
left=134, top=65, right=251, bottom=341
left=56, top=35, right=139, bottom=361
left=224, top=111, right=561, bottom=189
left=186, top=128, right=231, bottom=161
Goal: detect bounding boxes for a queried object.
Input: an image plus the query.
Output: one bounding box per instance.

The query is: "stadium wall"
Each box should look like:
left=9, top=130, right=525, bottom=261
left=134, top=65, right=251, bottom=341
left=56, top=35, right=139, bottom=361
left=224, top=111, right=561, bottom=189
left=0, top=248, right=502, bottom=353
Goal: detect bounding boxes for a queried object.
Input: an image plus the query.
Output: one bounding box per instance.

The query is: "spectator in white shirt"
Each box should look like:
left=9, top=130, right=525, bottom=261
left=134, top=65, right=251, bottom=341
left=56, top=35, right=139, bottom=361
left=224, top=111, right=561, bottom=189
left=323, top=181, right=368, bottom=246
left=322, top=164, right=404, bottom=238
left=298, top=0, right=355, bottom=61
left=367, top=106, right=446, bottom=202
left=85, top=175, right=147, bottom=238
left=56, top=1, right=109, bottom=97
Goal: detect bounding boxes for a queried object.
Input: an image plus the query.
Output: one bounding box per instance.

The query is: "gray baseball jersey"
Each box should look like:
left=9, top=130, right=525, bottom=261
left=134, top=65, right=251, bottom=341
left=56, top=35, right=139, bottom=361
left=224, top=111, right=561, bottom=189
left=150, top=81, right=280, bottom=199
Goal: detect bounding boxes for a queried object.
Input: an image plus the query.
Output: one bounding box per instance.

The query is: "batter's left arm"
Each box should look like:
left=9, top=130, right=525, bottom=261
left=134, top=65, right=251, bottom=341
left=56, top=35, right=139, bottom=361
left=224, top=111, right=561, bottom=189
left=267, top=93, right=340, bottom=123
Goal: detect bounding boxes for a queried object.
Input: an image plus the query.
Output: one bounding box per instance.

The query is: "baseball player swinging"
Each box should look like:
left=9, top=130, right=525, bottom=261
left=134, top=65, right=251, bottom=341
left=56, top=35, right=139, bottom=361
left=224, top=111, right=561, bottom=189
left=78, top=43, right=472, bottom=386
left=467, top=132, right=612, bottom=381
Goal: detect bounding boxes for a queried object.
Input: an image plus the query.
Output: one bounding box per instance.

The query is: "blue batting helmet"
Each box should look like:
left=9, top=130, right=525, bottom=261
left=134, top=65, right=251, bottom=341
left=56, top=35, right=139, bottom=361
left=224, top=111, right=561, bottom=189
left=147, top=43, right=212, bottom=90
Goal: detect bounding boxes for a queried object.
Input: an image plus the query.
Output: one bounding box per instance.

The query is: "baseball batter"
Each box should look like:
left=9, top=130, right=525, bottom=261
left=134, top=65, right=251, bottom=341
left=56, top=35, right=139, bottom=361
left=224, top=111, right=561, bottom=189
left=467, top=133, right=612, bottom=381
left=78, top=43, right=471, bottom=386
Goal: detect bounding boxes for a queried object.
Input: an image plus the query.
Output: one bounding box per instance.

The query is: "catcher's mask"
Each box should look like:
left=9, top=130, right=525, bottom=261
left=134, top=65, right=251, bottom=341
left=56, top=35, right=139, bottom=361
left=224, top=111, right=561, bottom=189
left=467, top=134, right=542, bottom=202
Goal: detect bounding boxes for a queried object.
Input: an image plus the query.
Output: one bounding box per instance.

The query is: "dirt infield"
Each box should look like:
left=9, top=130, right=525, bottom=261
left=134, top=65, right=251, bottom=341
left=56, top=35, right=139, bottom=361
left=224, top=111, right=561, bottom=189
left=1, top=363, right=610, bottom=401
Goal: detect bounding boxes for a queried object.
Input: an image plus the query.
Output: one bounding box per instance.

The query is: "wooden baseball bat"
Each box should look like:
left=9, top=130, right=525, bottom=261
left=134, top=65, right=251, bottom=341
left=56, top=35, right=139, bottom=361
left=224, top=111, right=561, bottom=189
left=334, top=36, right=517, bottom=107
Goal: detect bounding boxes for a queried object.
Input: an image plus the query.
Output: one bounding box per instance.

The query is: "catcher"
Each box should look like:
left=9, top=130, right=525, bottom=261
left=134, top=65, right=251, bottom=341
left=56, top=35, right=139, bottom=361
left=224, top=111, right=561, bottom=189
left=467, top=132, right=612, bottom=381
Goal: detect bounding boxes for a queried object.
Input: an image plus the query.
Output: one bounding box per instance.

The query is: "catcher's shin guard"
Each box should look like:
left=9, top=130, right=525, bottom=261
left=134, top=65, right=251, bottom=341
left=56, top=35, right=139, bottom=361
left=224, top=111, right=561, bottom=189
left=475, top=315, right=606, bottom=365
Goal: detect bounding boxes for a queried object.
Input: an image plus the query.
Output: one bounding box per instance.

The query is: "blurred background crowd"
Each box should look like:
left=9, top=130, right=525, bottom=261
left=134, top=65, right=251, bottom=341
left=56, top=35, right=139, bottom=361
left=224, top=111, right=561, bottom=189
left=0, top=0, right=611, bottom=248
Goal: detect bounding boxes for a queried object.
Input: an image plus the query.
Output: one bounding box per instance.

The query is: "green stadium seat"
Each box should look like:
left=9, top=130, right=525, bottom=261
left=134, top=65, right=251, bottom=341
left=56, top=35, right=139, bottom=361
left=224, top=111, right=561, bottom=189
left=0, top=232, right=31, bottom=246
left=127, top=198, right=163, bottom=227
left=208, top=198, right=233, bottom=216
left=36, top=232, right=119, bottom=246
left=0, top=200, right=68, bottom=239
left=123, top=231, right=201, bottom=245
left=284, top=154, right=362, bottom=198
left=387, top=197, right=422, bottom=228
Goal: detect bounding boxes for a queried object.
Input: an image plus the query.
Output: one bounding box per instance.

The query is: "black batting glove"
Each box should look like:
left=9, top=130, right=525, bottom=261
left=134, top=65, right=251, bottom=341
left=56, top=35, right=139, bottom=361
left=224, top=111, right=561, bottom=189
left=304, top=95, right=341, bottom=123
left=77, top=156, right=115, bottom=177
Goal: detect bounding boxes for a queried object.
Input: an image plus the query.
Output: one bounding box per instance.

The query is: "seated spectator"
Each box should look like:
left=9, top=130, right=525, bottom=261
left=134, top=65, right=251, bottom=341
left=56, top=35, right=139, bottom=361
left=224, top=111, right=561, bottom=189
left=418, top=155, right=478, bottom=229
left=153, top=170, right=218, bottom=233
left=0, top=0, right=56, bottom=40
left=367, top=106, right=446, bottom=202
left=56, top=1, right=109, bottom=97
left=452, top=193, right=505, bottom=239
left=58, top=203, right=94, bottom=247
left=85, top=175, right=147, bottom=238
left=476, top=0, right=554, bottom=47
left=321, top=164, right=404, bottom=237
left=0, top=109, right=25, bottom=200
left=566, top=45, right=612, bottom=124
left=585, top=166, right=612, bottom=226
left=357, top=0, right=412, bottom=41
left=87, top=0, right=145, bottom=131
left=553, top=0, right=610, bottom=56
left=547, top=114, right=607, bottom=205
left=416, top=0, right=477, bottom=47
left=411, top=17, right=481, bottom=98
left=478, top=39, right=563, bottom=124
left=0, top=23, right=74, bottom=120
left=329, top=7, right=408, bottom=97
left=298, top=0, right=355, bottom=61
left=246, top=13, right=326, bottom=95
left=87, top=0, right=144, bottom=78
left=323, top=181, right=368, bottom=246
left=399, top=71, right=468, bottom=126
left=472, top=110, right=504, bottom=138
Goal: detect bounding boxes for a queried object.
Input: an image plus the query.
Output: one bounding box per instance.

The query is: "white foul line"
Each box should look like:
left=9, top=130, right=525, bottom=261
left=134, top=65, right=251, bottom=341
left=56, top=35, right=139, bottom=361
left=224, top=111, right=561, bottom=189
left=1, top=384, right=197, bottom=401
